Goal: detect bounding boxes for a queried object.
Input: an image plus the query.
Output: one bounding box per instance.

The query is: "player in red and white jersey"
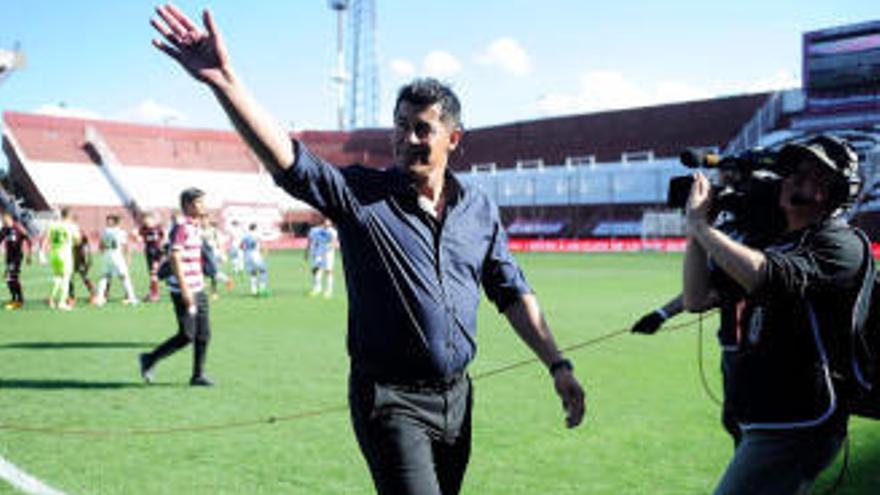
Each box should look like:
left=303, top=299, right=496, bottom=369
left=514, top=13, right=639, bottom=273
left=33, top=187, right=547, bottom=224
left=136, top=211, right=166, bottom=302
left=140, top=188, right=214, bottom=386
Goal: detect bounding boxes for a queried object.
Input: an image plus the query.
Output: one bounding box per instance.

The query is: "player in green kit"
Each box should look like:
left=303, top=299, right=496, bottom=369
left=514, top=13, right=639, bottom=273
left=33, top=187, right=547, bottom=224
left=43, top=208, right=80, bottom=311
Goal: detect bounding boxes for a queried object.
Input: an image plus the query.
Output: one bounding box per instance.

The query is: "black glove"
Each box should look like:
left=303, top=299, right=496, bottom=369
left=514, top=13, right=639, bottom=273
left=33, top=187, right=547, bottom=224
left=631, top=310, right=666, bottom=334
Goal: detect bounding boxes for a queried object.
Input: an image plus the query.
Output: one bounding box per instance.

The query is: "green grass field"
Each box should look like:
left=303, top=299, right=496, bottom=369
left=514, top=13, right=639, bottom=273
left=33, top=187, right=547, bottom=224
left=1, top=251, right=879, bottom=494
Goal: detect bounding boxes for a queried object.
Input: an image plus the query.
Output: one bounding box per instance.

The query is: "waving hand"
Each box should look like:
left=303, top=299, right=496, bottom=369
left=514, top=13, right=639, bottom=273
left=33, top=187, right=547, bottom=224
left=151, top=4, right=233, bottom=88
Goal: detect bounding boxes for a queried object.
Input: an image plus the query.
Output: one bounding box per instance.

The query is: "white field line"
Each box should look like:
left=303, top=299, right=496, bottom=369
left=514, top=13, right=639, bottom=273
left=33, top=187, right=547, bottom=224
left=0, top=455, right=67, bottom=495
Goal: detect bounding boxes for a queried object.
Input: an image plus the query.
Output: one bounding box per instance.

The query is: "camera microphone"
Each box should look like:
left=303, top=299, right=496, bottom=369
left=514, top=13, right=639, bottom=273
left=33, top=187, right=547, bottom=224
left=680, top=149, right=723, bottom=169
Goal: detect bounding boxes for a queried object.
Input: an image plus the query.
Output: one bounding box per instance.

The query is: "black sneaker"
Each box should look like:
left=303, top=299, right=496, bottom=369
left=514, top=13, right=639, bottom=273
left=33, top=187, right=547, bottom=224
left=189, top=375, right=214, bottom=387
left=139, top=353, right=155, bottom=384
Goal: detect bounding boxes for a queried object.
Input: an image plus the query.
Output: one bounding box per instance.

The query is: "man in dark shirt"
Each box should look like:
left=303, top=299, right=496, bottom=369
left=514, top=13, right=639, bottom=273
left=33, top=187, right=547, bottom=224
left=151, top=5, right=585, bottom=494
left=1, top=211, right=31, bottom=310
left=67, top=212, right=96, bottom=306
left=137, top=211, right=165, bottom=302
left=683, top=136, right=865, bottom=494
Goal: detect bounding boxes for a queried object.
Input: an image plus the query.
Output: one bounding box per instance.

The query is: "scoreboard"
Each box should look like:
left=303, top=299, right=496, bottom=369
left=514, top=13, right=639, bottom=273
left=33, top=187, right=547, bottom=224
left=804, top=20, right=880, bottom=97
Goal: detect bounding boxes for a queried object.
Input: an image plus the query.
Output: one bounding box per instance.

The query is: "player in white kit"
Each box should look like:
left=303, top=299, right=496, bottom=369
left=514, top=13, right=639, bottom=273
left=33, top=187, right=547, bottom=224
left=226, top=220, right=245, bottom=279
left=94, top=214, right=138, bottom=305
left=306, top=218, right=338, bottom=298
left=241, top=223, right=269, bottom=296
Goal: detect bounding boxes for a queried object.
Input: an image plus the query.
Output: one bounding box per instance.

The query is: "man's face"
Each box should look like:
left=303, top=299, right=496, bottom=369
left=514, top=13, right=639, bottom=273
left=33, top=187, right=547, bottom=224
left=1, top=214, right=12, bottom=227
left=185, top=197, right=206, bottom=219
left=779, top=158, right=830, bottom=211
left=392, top=101, right=461, bottom=179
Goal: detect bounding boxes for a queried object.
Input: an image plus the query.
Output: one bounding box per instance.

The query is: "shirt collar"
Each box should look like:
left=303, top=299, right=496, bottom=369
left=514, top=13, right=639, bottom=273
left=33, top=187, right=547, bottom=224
left=389, top=166, right=464, bottom=207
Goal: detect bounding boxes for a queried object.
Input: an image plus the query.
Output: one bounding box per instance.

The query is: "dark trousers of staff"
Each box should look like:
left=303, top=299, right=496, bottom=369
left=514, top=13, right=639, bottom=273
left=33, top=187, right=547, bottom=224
left=349, top=368, right=472, bottom=495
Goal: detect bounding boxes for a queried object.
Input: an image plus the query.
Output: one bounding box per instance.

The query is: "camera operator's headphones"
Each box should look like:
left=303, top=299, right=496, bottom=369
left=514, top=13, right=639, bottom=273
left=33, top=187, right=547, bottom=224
left=780, top=135, right=861, bottom=209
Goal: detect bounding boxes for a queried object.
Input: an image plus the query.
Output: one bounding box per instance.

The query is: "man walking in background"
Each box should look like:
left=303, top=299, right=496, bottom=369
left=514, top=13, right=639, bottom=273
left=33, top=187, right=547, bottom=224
left=140, top=188, right=213, bottom=387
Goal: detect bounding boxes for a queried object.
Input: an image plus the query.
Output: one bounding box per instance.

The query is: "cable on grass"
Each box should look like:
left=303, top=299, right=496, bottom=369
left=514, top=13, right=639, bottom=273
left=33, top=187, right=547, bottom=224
left=0, top=315, right=709, bottom=436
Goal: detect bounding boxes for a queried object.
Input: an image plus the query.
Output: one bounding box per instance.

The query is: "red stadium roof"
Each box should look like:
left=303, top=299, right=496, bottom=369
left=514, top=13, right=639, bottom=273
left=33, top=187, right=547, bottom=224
left=4, top=92, right=770, bottom=174
left=448, top=92, right=772, bottom=170
left=2, top=111, right=393, bottom=171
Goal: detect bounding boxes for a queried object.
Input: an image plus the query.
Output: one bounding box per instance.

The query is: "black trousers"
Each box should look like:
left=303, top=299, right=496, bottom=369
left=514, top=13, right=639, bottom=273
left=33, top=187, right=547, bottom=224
left=5, top=255, right=22, bottom=301
left=144, top=291, right=210, bottom=378
left=349, top=369, right=472, bottom=495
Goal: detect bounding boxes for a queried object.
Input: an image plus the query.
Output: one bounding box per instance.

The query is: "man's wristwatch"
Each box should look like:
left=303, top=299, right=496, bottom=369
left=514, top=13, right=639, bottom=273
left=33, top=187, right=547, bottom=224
left=549, top=358, right=573, bottom=376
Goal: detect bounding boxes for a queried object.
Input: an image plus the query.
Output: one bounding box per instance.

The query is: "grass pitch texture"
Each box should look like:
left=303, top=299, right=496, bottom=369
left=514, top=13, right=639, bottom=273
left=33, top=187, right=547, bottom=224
left=1, top=251, right=878, bottom=494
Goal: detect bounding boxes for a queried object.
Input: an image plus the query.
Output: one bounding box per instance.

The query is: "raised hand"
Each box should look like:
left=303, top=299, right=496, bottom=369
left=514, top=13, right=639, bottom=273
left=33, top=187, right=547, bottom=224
left=151, top=4, right=232, bottom=88
left=686, top=171, right=712, bottom=227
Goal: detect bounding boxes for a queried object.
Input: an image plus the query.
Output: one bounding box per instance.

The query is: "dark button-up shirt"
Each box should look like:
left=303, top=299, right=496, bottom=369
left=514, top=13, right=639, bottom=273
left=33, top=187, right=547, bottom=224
left=273, top=143, right=532, bottom=381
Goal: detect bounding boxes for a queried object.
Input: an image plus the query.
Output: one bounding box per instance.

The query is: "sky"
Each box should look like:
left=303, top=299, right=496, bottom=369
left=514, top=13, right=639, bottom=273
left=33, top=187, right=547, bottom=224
left=0, top=0, right=878, bottom=140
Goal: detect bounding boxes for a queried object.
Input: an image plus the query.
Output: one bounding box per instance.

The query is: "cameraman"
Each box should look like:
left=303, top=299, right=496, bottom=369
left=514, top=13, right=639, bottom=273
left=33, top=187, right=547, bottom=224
left=683, top=136, right=864, bottom=495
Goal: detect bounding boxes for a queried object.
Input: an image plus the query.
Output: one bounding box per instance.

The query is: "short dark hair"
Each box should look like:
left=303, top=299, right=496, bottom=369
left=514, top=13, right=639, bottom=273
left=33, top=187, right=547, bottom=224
left=394, top=78, right=462, bottom=128
left=60, top=207, right=72, bottom=219
left=180, top=187, right=205, bottom=209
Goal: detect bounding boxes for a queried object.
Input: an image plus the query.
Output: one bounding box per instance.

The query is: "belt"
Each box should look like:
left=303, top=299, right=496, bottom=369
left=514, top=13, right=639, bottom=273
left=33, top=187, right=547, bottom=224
left=352, top=365, right=466, bottom=393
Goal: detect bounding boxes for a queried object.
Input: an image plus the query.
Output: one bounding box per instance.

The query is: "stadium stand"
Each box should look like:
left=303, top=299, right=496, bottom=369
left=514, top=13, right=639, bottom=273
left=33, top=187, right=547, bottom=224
left=0, top=93, right=775, bottom=242
left=1, top=112, right=391, bottom=239
left=452, top=93, right=775, bottom=238
left=4, top=57, right=880, bottom=244
left=448, top=93, right=771, bottom=171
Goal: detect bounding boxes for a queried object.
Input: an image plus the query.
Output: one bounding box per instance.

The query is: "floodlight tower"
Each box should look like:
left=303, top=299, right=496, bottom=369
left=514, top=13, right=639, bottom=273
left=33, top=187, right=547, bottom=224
left=346, top=0, right=380, bottom=129
left=328, top=0, right=349, bottom=130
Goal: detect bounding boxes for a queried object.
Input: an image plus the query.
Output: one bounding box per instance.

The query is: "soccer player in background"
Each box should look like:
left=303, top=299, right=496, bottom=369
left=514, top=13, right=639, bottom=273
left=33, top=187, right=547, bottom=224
left=140, top=188, right=213, bottom=386
left=306, top=218, right=338, bottom=298
left=68, top=213, right=96, bottom=306
left=1, top=211, right=31, bottom=310
left=202, top=218, right=231, bottom=299
left=226, top=219, right=245, bottom=280
left=241, top=223, right=269, bottom=296
left=43, top=208, right=79, bottom=311
left=137, top=210, right=166, bottom=302
left=94, top=214, right=139, bottom=306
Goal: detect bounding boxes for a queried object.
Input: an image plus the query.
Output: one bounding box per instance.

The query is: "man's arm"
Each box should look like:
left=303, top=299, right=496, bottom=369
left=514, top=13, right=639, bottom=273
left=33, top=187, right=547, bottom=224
left=151, top=4, right=293, bottom=174
left=685, top=172, right=766, bottom=296
left=683, top=235, right=719, bottom=312
left=504, top=293, right=586, bottom=428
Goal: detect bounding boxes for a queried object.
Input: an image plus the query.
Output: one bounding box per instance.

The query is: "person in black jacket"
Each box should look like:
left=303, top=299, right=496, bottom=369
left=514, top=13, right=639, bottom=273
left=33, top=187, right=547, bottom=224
left=683, top=135, right=864, bottom=495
